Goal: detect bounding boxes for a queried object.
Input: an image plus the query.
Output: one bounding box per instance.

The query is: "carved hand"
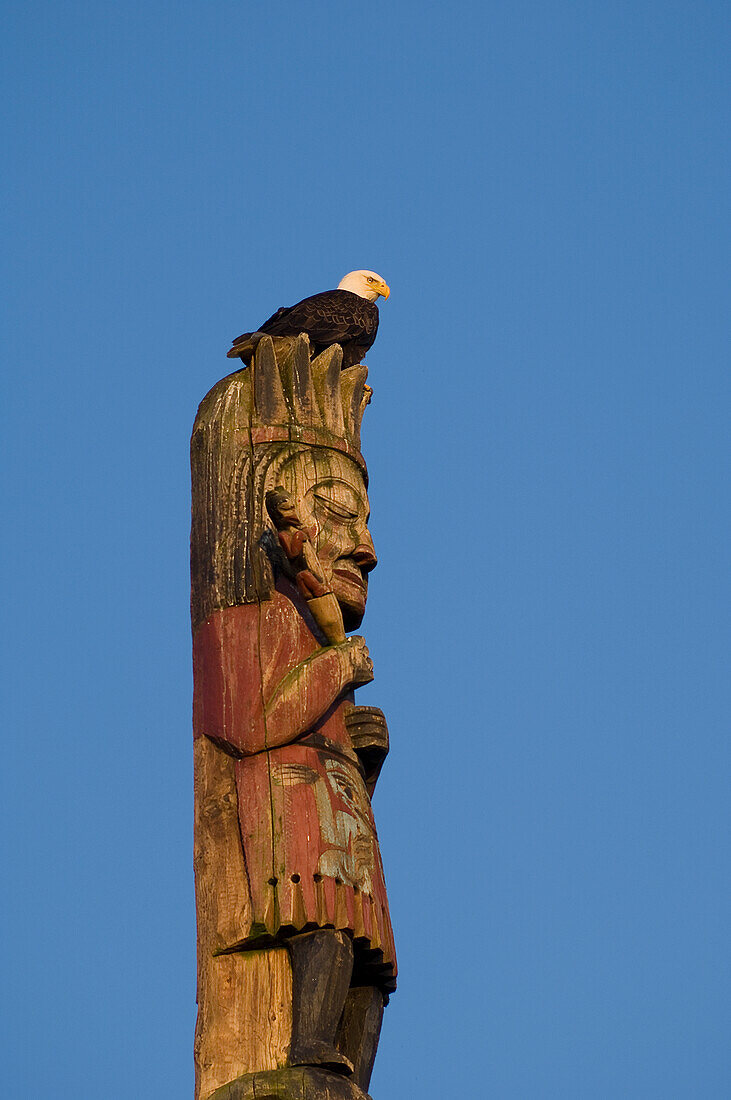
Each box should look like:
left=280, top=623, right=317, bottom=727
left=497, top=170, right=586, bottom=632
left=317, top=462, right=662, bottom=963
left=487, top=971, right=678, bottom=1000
left=340, top=636, right=374, bottom=686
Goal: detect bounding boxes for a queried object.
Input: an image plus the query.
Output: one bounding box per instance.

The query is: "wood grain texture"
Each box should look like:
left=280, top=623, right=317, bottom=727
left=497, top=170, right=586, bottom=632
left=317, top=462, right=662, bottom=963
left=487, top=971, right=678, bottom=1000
left=194, top=735, right=251, bottom=954
left=196, top=948, right=293, bottom=1100
left=195, top=737, right=293, bottom=1098
left=343, top=707, right=389, bottom=799
left=207, top=1066, right=373, bottom=1100
left=192, top=337, right=395, bottom=1098
left=335, top=987, right=384, bottom=1093
left=288, top=931, right=354, bottom=1075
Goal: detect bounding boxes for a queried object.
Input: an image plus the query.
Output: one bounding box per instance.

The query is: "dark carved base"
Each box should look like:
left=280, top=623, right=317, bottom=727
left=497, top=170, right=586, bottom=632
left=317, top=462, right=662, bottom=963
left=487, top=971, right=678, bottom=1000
left=207, top=1067, right=373, bottom=1100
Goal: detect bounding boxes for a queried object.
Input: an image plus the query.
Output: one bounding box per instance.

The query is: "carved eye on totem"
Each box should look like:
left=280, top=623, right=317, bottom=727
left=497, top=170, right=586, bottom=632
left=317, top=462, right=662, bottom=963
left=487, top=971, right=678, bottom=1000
left=310, top=479, right=364, bottom=526
left=313, top=492, right=358, bottom=522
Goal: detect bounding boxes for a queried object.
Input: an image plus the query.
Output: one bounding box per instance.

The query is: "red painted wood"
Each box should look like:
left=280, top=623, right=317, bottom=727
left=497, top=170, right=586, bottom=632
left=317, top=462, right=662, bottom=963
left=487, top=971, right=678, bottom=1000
left=192, top=578, right=396, bottom=991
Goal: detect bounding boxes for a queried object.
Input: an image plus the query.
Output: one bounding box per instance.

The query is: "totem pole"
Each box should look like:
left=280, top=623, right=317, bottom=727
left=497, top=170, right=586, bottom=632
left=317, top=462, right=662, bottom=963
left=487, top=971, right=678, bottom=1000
left=191, top=334, right=396, bottom=1100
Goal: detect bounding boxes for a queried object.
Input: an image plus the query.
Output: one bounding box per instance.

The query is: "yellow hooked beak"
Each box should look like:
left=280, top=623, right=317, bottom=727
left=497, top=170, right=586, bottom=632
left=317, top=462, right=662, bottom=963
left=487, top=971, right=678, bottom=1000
left=378, top=281, right=390, bottom=300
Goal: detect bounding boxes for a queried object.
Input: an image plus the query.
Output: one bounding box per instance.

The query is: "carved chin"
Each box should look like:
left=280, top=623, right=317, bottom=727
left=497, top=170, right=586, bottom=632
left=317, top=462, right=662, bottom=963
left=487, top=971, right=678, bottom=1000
left=331, top=574, right=367, bottom=631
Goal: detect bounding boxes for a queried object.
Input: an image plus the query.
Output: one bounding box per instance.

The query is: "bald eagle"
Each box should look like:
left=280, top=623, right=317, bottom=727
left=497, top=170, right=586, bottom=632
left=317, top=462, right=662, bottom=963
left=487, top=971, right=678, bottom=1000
left=228, top=270, right=390, bottom=370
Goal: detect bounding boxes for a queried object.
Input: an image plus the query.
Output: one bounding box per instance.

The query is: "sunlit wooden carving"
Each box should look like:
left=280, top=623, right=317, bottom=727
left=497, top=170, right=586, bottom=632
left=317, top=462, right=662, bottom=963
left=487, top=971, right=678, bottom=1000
left=191, top=335, right=395, bottom=1100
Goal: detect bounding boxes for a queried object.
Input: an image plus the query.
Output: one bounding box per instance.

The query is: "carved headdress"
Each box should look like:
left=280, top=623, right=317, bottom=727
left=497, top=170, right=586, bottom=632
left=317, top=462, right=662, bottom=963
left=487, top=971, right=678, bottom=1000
left=191, top=335, right=372, bottom=628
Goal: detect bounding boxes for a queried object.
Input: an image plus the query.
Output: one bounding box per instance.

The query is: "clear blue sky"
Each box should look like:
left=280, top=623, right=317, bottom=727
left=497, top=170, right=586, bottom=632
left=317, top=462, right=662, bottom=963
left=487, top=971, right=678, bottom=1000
left=3, top=2, right=729, bottom=1097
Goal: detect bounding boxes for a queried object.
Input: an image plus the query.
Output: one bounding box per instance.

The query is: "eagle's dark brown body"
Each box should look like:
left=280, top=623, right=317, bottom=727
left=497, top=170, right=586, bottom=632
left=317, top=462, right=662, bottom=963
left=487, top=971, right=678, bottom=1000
left=229, top=289, right=379, bottom=370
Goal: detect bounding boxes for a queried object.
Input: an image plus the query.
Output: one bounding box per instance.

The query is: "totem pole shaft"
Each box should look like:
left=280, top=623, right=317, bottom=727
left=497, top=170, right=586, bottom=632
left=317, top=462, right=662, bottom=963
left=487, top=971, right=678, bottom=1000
left=190, top=336, right=395, bottom=1100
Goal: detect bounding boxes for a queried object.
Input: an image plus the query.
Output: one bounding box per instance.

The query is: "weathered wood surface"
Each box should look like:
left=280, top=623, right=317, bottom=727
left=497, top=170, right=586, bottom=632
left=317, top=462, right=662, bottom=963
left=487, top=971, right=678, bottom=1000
left=192, top=338, right=395, bottom=1099
left=335, top=986, right=384, bottom=1093
left=193, top=595, right=394, bottom=968
left=208, top=1066, right=373, bottom=1100
left=194, top=736, right=251, bottom=954
left=190, top=338, right=370, bottom=632
left=288, top=931, right=354, bottom=1075
left=195, top=948, right=293, bottom=1099
left=343, top=707, right=389, bottom=800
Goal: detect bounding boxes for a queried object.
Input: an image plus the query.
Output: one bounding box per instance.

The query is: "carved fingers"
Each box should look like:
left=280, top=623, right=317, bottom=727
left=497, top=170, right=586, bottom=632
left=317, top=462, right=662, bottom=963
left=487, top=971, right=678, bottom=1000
left=341, top=636, right=374, bottom=687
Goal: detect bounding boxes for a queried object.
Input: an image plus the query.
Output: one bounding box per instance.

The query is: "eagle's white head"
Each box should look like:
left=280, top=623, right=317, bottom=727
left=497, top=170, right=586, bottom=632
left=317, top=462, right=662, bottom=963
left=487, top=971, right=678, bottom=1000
left=337, top=270, right=391, bottom=303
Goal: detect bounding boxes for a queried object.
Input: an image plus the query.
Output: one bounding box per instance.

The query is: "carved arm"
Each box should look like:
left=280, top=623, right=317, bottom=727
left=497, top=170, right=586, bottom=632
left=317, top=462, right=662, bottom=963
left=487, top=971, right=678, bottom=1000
left=261, top=638, right=372, bottom=749
left=194, top=613, right=373, bottom=758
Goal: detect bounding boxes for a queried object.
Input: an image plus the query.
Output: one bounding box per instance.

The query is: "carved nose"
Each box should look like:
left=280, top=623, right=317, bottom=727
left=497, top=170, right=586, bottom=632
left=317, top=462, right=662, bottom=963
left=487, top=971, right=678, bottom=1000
left=352, top=544, right=378, bottom=573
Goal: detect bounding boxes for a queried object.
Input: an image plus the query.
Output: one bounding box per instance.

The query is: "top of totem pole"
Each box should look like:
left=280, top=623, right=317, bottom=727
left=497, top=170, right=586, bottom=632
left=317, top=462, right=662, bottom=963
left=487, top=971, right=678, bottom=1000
left=190, top=335, right=374, bottom=628
left=194, top=334, right=372, bottom=474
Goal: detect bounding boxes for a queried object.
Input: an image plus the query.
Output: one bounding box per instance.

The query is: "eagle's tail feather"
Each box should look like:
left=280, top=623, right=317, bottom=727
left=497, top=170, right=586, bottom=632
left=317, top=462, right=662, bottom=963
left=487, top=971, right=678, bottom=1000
left=227, top=332, right=260, bottom=361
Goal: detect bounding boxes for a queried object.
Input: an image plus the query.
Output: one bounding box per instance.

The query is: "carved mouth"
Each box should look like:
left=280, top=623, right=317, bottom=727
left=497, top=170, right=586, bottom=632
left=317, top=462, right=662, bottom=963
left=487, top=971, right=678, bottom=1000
left=333, top=563, right=366, bottom=592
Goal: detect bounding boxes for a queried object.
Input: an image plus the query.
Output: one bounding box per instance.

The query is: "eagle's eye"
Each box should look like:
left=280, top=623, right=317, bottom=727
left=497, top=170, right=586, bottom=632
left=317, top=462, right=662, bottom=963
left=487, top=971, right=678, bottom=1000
left=367, top=276, right=375, bottom=283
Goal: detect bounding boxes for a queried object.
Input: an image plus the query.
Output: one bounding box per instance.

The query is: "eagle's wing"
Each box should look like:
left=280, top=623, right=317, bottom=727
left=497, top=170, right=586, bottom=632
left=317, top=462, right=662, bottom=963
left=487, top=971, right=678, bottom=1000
left=257, top=305, right=289, bottom=329
left=229, top=290, right=378, bottom=363
left=261, top=290, right=377, bottom=346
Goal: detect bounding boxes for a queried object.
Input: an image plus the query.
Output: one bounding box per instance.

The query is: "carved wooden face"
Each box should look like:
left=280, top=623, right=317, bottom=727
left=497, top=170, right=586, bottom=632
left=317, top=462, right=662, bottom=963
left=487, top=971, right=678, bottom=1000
left=276, top=449, right=377, bottom=629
